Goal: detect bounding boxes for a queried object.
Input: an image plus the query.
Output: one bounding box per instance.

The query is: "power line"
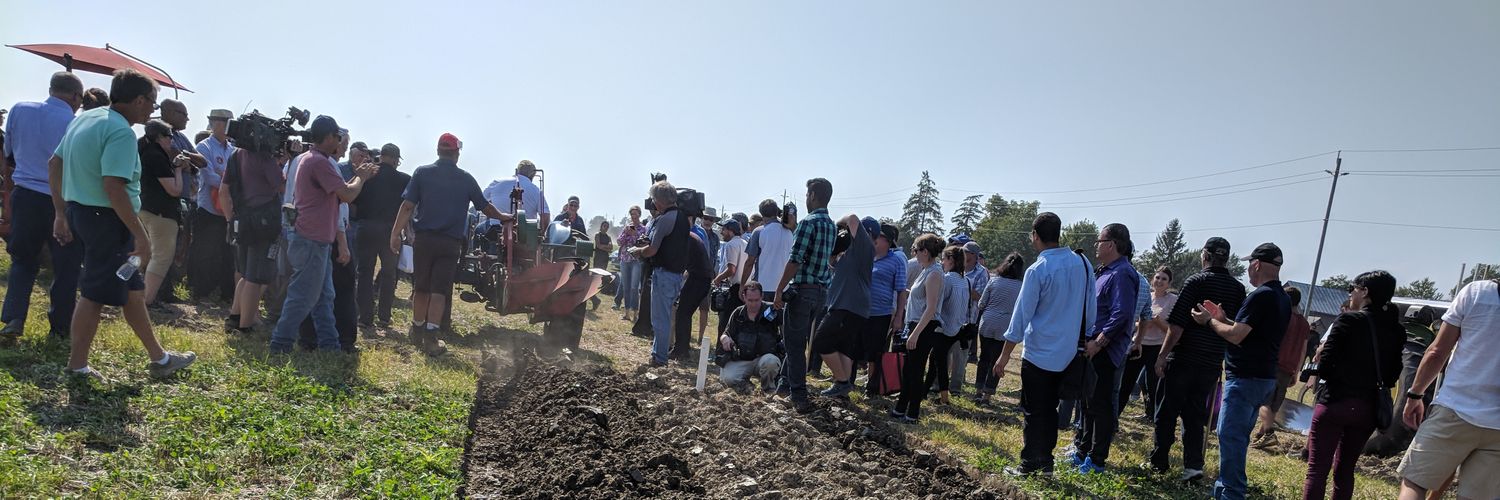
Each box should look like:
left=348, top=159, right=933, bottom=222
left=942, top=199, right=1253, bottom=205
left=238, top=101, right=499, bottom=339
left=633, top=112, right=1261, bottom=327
left=939, top=150, right=1337, bottom=196
left=1351, top=167, right=1500, bottom=174
left=1347, top=173, right=1500, bottom=179
left=1331, top=219, right=1500, bottom=233
left=1343, top=146, right=1500, bottom=153
left=1041, top=170, right=1325, bottom=207
left=1038, top=177, right=1327, bottom=210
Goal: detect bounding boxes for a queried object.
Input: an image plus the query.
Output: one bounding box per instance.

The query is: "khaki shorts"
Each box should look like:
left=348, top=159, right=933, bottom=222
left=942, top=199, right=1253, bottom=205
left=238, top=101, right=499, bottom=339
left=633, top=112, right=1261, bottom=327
left=1398, top=404, right=1500, bottom=498
left=139, top=210, right=180, bottom=278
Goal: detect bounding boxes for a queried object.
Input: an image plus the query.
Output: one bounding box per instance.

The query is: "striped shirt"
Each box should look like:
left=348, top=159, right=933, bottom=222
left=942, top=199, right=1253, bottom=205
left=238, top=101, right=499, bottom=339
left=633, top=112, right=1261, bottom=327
left=788, top=208, right=835, bottom=287
left=977, top=276, right=1022, bottom=340
left=869, top=249, right=908, bottom=317
left=1165, top=266, right=1247, bottom=368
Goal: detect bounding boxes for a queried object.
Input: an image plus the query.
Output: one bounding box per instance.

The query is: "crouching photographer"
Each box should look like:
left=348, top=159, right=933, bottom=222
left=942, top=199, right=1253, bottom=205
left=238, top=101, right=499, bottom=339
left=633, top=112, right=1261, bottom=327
left=220, top=109, right=306, bottom=331
left=717, top=281, right=783, bottom=392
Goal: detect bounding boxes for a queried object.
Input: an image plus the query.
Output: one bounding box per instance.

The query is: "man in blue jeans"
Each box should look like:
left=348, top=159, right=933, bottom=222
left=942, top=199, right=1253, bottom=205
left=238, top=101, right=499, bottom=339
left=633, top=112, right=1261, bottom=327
left=269, top=116, right=376, bottom=353
left=1191, top=242, right=1290, bottom=500
left=771, top=178, right=836, bottom=414
left=2, top=71, right=83, bottom=341
left=628, top=180, right=692, bottom=367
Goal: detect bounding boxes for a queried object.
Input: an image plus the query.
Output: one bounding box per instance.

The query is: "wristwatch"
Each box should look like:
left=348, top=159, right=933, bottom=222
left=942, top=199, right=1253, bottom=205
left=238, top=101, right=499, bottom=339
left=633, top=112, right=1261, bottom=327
left=1406, top=391, right=1427, bottom=400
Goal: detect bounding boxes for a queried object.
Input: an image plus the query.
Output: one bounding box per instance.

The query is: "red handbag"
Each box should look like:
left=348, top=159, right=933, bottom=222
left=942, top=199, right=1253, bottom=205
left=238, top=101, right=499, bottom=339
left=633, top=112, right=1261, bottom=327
left=879, top=351, right=905, bottom=396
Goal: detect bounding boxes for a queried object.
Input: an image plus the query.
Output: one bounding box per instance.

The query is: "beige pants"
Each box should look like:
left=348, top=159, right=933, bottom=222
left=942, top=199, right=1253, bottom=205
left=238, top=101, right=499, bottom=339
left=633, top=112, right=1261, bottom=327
left=138, top=211, right=179, bottom=278
left=1398, top=404, right=1500, bottom=498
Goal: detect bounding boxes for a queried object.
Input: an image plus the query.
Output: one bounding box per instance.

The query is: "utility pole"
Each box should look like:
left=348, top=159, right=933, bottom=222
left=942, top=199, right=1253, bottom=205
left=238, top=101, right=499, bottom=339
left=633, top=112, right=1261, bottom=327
left=1454, top=263, right=1467, bottom=298
left=1306, top=151, right=1346, bottom=313
left=780, top=189, right=789, bottom=206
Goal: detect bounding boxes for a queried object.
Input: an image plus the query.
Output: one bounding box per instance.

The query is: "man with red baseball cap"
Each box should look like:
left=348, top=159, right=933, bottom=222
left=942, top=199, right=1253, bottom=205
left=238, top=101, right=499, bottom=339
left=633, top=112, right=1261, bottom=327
left=389, top=133, right=513, bottom=356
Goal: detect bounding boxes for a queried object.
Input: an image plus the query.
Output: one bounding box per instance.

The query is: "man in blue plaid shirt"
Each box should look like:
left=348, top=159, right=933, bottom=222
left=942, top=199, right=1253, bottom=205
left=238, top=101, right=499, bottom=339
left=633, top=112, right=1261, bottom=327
left=772, top=177, right=836, bottom=413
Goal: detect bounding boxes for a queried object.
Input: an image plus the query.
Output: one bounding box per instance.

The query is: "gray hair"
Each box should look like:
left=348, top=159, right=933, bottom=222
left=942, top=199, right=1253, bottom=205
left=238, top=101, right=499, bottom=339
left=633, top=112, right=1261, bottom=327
left=649, top=181, right=676, bottom=206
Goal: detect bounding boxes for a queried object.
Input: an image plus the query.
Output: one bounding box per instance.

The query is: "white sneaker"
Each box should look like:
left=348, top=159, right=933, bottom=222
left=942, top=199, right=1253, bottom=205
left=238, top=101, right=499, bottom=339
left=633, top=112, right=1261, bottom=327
left=1181, top=468, right=1204, bottom=482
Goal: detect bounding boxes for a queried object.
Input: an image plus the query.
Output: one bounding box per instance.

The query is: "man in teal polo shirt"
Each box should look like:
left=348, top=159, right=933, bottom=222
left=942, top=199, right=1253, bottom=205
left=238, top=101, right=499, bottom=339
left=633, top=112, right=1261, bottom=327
left=49, top=69, right=196, bottom=381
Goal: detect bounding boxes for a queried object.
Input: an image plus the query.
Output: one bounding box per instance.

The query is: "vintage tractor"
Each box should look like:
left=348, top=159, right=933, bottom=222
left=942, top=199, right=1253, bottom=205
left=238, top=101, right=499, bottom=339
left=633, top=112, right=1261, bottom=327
left=454, top=172, right=610, bottom=349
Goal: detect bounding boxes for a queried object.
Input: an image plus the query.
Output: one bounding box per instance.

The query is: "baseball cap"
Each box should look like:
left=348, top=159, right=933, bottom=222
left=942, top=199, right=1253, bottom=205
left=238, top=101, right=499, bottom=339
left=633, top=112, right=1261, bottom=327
left=730, top=212, right=749, bottom=230
left=951, top=233, right=973, bottom=245
left=306, top=115, right=340, bottom=141
left=719, top=218, right=743, bottom=235
left=880, top=224, right=900, bottom=245
left=350, top=141, right=370, bottom=152
left=381, top=143, right=402, bottom=159
left=437, top=133, right=463, bottom=151
left=963, top=241, right=983, bottom=257
left=860, top=216, right=881, bottom=239
left=208, top=109, right=232, bottom=120
left=1241, top=242, right=1284, bottom=266
left=1204, top=237, right=1231, bottom=257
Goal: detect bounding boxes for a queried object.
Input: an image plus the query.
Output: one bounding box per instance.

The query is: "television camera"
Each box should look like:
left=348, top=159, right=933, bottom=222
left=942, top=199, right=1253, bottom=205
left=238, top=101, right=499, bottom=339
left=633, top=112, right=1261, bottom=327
left=226, top=107, right=311, bottom=154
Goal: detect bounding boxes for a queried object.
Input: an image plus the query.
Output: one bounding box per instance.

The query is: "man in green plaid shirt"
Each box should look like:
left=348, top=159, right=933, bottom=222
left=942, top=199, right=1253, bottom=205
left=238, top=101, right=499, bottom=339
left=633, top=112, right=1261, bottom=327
left=772, top=177, right=836, bottom=413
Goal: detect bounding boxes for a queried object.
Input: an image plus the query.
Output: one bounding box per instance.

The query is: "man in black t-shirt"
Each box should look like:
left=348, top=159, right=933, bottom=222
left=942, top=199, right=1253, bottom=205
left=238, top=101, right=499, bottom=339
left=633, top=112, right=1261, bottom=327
left=1148, top=237, right=1247, bottom=481
left=1192, top=242, right=1289, bottom=500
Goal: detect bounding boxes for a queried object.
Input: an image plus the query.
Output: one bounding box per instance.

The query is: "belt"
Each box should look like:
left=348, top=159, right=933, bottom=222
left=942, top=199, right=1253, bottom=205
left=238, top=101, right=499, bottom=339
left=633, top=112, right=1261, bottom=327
left=793, top=283, right=825, bottom=290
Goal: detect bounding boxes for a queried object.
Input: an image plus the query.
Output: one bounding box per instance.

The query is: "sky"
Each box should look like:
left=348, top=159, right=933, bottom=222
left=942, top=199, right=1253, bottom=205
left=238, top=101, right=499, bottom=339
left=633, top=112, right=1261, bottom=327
left=3, top=1, right=1497, bottom=296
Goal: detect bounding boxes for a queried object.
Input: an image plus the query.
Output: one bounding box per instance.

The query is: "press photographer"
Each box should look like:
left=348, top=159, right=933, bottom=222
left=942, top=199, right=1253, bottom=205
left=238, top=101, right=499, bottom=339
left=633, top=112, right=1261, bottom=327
left=220, top=108, right=308, bottom=331
left=629, top=179, right=697, bottom=366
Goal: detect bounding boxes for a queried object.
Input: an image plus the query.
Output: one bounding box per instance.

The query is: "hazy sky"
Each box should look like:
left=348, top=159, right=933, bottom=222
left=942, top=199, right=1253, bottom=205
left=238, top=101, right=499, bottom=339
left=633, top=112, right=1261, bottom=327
left=3, top=1, right=1496, bottom=295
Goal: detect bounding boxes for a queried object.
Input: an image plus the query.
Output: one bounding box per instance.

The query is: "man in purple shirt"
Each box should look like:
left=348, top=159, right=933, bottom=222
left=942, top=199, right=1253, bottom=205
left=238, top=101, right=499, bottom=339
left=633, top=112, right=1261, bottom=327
left=1, top=72, right=84, bottom=340
left=1070, top=223, right=1140, bottom=473
left=269, top=116, right=376, bottom=354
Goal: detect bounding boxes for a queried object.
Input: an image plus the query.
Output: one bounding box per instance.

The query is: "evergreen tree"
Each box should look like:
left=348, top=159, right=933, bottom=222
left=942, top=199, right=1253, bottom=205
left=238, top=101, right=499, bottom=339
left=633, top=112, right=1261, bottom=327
left=949, top=195, right=983, bottom=239
left=898, top=171, right=944, bottom=239
left=1136, top=219, right=1187, bottom=282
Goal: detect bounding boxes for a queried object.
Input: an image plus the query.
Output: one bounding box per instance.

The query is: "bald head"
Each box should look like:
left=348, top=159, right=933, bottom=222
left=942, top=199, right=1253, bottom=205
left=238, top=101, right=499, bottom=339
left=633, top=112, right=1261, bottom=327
left=159, top=99, right=189, bottom=131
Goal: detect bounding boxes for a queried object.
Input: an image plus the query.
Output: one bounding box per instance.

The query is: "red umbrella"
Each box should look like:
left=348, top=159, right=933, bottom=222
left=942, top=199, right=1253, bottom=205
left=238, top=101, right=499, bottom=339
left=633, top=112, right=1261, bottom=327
left=6, top=43, right=191, bottom=94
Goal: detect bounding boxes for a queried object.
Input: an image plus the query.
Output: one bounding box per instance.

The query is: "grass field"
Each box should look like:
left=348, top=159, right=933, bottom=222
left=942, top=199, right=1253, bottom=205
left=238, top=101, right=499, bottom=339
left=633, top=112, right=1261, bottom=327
left=0, top=249, right=1406, bottom=498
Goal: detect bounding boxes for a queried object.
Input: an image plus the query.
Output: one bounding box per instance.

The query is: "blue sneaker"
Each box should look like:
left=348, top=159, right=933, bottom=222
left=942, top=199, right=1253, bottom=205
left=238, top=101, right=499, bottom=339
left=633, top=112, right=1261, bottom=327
left=1066, top=452, right=1085, bottom=468
left=1077, top=457, right=1104, bottom=474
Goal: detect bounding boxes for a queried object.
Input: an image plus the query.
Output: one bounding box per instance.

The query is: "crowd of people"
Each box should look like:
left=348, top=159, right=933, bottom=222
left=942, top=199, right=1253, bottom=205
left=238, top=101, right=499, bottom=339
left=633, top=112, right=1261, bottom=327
left=3, top=68, right=1497, bottom=500
left=622, top=176, right=1498, bottom=500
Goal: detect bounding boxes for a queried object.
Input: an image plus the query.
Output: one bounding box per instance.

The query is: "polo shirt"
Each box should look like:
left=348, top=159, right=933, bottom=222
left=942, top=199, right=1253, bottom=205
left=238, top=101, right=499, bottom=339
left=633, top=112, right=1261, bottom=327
left=4, top=96, right=75, bottom=195
left=869, top=249, right=909, bottom=317
left=402, top=158, right=490, bottom=241
left=195, top=135, right=234, bottom=215
left=1225, top=280, right=1290, bottom=379
left=1166, top=266, right=1247, bottom=368
left=54, top=107, right=139, bottom=210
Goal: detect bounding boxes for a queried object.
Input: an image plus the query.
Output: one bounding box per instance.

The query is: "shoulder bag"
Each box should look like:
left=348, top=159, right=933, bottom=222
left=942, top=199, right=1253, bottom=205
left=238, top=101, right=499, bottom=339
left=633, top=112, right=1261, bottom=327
left=1058, top=253, right=1095, bottom=400
left=1364, top=313, right=1394, bottom=429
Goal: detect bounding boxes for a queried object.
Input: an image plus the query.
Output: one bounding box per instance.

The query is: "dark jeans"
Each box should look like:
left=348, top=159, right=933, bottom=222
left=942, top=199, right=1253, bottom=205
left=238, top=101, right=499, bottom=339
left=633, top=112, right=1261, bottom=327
left=1150, top=360, right=1220, bottom=471
left=1020, top=358, right=1066, bottom=472
left=672, top=278, right=711, bottom=356
left=1075, top=354, right=1125, bottom=465
left=1, top=187, right=82, bottom=333
left=974, top=336, right=1006, bottom=395
left=777, top=286, right=826, bottom=400
left=187, top=208, right=234, bottom=301
left=1304, top=397, right=1376, bottom=500
left=895, top=323, right=954, bottom=420
left=299, top=250, right=359, bottom=351
left=1118, top=344, right=1163, bottom=416
left=354, top=221, right=397, bottom=324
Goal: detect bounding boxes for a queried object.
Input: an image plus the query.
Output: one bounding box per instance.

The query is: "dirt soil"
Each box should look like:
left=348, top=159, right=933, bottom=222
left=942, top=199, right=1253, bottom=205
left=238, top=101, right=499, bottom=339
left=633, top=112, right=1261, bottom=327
left=461, top=349, right=1025, bottom=499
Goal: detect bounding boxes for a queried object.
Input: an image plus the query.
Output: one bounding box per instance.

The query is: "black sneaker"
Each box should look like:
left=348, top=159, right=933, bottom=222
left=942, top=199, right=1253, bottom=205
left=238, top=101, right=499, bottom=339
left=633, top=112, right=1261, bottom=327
left=1, top=319, right=24, bottom=339
left=1004, top=466, right=1052, bottom=478
left=791, top=398, right=815, bottom=414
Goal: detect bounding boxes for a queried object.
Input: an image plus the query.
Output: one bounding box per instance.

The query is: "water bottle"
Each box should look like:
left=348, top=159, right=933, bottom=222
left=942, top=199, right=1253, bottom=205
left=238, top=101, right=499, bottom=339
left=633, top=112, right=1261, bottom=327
left=116, top=255, right=141, bottom=281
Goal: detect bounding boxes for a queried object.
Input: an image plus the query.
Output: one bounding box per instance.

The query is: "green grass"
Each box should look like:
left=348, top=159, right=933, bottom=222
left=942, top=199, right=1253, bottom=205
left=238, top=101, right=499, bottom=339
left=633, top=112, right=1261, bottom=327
left=0, top=250, right=500, bottom=498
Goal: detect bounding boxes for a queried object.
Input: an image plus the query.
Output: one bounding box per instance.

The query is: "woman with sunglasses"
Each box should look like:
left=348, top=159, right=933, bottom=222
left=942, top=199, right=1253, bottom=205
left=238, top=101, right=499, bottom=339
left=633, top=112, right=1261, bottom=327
left=1301, top=271, right=1403, bottom=500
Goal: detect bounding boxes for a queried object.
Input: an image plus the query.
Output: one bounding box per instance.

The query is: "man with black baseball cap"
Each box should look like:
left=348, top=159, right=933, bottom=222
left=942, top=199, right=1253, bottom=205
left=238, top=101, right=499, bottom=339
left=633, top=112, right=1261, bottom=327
left=1149, top=236, right=1248, bottom=482
left=1191, top=242, right=1290, bottom=500
left=352, top=142, right=409, bottom=328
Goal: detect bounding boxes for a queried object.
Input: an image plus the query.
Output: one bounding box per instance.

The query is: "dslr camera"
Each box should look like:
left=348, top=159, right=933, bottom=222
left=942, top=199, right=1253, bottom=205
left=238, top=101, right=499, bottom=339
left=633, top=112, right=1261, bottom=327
left=227, top=107, right=311, bottom=154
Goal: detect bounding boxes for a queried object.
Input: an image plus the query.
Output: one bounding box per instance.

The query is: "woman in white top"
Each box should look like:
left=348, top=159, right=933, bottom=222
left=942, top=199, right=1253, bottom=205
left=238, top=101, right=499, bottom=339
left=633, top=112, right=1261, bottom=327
left=1118, top=266, right=1177, bottom=418
left=892, top=236, right=965, bottom=422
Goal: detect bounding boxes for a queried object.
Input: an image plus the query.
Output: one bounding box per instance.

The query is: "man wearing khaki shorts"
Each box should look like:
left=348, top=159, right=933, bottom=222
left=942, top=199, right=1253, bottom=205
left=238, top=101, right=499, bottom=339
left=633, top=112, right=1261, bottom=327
left=1397, top=279, right=1500, bottom=500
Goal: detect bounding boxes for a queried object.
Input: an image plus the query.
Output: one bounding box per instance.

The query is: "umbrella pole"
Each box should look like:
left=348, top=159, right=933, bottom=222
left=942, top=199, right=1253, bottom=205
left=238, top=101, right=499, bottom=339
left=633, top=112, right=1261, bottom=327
left=105, top=44, right=181, bottom=98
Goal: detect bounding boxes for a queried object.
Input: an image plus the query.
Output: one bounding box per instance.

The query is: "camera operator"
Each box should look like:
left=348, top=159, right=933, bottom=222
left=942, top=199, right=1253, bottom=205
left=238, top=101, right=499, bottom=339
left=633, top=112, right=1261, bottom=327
left=219, top=130, right=290, bottom=332
left=628, top=180, right=693, bottom=367
left=136, top=120, right=189, bottom=311
left=189, top=109, right=238, bottom=302
left=268, top=116, right=376, bottom=354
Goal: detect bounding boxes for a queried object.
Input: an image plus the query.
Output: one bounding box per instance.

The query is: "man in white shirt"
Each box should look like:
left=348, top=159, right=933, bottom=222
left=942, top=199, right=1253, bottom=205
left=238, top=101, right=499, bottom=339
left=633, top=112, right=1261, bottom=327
left=1397, top=278, right=1500, bottom=500
left=483, top=159, right=549, bottom=223
left=739, top=200, right=794, bottom=302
